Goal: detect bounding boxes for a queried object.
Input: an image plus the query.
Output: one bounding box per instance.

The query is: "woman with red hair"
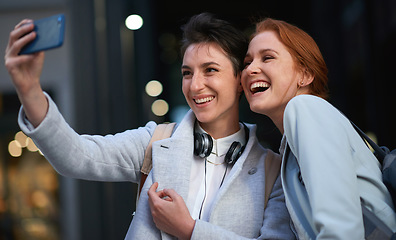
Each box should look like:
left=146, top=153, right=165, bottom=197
left=242, top=18, right=396, bottom=239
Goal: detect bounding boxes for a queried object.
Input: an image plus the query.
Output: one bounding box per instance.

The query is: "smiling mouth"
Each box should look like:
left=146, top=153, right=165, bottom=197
left=194, top=96, right=214, bottom=104
left=250, top=82, right=270, bottom=94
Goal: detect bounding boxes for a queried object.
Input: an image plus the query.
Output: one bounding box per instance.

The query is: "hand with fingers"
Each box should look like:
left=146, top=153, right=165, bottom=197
left=147, top=182, right=195, bottom=240
left=4, top=19, right=48, bottom=128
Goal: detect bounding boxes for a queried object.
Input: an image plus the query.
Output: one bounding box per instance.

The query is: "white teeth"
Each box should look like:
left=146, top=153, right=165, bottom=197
left=194, top=96, right=214, bottom=104
left=250, top=82, right=270, bottom=91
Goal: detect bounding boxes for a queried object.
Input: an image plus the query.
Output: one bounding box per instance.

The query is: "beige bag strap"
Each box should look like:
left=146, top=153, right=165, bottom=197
left=138, top=122, right=176, bottom=196
left=264, top=149, right=282, bottom=209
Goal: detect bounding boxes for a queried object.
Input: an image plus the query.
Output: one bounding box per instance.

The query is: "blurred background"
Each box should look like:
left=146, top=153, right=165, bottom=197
left=0, top=0, right=395, bottom=239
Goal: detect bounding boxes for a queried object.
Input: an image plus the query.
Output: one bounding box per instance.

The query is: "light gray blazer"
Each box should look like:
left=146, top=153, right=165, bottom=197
left=280, top=95, right=396, bottom=239
left=19, top=93, right=295, bottom=239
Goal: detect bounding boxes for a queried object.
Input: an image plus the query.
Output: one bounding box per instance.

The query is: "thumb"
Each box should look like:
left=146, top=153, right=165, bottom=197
left=147, top=182, right=159, bottom=196
left=163, top=188, right=181, bottom=201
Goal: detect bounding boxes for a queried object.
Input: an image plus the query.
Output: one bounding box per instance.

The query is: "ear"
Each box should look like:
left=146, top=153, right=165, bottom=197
left=302, top=68, right=314, bottom=86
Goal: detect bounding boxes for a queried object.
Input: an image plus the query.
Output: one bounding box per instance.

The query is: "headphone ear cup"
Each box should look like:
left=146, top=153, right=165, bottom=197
left=194, top=133, right=203, bottom=156
left=225, top=141, right=245, bottom=165
left=194, top=133, right=213, bottom=158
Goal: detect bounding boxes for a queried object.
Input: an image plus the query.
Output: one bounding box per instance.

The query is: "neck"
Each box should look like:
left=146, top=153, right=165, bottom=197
left=198, top=119, right=240, bottom=139
left=267, top=108, right=285, bottom=135
left=274, top=118, right=284, bottom=135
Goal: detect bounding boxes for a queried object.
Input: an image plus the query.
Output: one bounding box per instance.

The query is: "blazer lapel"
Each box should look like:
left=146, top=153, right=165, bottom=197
left=151, top=137, right=193, bottom=200
left=151, top=110, right=196, bottom=201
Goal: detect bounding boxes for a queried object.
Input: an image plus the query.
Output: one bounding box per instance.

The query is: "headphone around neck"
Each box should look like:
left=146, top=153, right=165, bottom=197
left=193, top=123, right=249, bottom=165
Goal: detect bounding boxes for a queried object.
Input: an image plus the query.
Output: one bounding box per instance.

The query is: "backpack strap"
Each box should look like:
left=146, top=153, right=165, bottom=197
left=138, top=122, right=176, bottom=197
left=264, top=149, right=282, bottom=209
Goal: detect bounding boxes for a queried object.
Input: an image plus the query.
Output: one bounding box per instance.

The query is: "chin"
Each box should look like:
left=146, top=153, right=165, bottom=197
left=194, top=112, right=215, bottom=124
left=249, top=102, right=268, bottom=115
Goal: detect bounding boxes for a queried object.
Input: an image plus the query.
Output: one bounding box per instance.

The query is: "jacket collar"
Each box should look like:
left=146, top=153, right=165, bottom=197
left=151, top=109, right=259, bottom=204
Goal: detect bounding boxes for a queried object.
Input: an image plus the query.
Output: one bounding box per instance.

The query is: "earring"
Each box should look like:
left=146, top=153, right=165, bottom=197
left=299, top=80, right=304, bottom=87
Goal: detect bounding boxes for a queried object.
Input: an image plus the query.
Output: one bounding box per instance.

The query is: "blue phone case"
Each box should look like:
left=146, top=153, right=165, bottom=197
left=20, top=14, right=65, bottom=55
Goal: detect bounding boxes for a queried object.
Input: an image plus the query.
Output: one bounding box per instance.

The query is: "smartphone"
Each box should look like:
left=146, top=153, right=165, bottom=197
left=19, top=14, right=65, bottom=55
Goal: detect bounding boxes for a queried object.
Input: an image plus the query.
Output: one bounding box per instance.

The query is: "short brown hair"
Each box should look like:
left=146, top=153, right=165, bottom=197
left=180, top=13, right=248, bottom=76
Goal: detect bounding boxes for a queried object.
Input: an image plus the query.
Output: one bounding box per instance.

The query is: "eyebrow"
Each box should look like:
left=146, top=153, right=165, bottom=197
left=181, top=61, right=220, bottom=70
left=260, top=48, right=279, bottom=54
left=246, top=48, right=279, bottom=58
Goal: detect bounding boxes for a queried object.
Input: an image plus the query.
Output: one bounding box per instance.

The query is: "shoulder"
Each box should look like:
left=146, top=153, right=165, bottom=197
left=285, top=94, right=332, bottom=115
left=283, top=95, right=351, bottom=147
left=284, top=94, right=341, bottom=124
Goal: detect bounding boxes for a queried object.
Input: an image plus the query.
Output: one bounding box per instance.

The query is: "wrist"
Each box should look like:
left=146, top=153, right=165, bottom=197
left=179, top=219, right=195, bottom=240
left=15, top=78, right=42, bottom=97
left=18, top=89, right=48, bottom=128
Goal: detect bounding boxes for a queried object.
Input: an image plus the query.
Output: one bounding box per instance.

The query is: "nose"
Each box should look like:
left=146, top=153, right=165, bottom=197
left=245, top=60, right=260, bottom=75
left=191, top=73, right=205, bottom=91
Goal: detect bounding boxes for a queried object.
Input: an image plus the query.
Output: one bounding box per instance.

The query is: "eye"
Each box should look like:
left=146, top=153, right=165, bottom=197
left=262, top=55, right=274, bottom=62
left=182, top=70, right=192, bottom=77
left=243, top=56, right=252, bottom=69
left=206, top=67, right=218, bottom=73
left=243, top=61, right=251, bottom=69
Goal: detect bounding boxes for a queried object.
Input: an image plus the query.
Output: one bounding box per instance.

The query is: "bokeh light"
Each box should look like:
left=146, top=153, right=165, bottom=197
left=151, top=99, right=169, bottom=116
left=125, top=14, right=143, bottom=30
left=145, top=80, right=163, bottom=97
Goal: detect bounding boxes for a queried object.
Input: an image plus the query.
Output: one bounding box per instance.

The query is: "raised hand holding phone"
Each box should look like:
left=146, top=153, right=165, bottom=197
left=4, top=17, right=53, bottom=128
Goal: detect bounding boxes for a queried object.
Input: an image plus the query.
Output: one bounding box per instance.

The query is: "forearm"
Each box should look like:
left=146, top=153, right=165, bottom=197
left=18, top=93, right=155, bottom=182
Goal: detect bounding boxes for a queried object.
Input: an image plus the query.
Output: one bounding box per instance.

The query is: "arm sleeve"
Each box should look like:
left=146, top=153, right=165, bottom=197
left=18, top=92, right=157, bottom=183
left=283, top=95, right=364, bottom=239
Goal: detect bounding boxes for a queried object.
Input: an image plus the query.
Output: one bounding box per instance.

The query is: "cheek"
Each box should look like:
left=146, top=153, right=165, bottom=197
left=242, top=83, right=250, bottom=96
left=241, top=75, right=248, bottom=88
left=272, top=80, right=294, bottom=99
left=181, top=80, right=188, bottom=93
left=241, top=72, right=247, bottom=81
left=181, top=84, right=190, bottom=102
left=272, top=66, right=299, bottom=90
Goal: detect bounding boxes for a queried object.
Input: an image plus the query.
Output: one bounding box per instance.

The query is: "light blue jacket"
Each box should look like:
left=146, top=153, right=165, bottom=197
left=18, top=93, right=295, bottom=240
left=280, top=95, right=396, bottom=239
